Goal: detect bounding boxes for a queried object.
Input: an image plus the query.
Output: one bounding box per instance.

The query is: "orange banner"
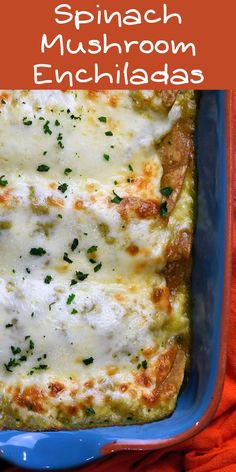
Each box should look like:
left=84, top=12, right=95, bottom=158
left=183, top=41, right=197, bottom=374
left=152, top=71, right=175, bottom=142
left=0, top=0, right=235, bottom=89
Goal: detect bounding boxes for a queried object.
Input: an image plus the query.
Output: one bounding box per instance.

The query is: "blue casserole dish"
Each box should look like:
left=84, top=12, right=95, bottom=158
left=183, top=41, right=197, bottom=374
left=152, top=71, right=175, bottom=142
left=0, top=90, right=233, bottom=470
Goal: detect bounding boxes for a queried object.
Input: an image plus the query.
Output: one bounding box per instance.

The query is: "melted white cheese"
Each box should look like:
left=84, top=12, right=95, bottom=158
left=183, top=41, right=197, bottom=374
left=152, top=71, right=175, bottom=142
left=0, top=90, right=191, bottom=409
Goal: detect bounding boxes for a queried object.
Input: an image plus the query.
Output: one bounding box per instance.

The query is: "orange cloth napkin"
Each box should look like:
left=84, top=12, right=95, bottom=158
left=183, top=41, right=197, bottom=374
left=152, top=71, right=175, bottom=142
left=3, top=95, right=236, bottom=472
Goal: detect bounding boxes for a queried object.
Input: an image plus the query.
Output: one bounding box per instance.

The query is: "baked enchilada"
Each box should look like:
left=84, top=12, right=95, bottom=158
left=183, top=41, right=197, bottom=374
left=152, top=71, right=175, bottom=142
left=0, top=90, right=196, bottom=430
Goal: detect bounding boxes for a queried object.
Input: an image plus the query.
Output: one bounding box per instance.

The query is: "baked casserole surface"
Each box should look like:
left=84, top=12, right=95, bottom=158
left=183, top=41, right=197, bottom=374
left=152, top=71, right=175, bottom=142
left=0, top=90, right=195, bottom=430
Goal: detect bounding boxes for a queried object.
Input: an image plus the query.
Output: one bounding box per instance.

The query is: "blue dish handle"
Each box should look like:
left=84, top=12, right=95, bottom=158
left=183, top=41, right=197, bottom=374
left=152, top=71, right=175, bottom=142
left=0, top=431, right=111, bottom=469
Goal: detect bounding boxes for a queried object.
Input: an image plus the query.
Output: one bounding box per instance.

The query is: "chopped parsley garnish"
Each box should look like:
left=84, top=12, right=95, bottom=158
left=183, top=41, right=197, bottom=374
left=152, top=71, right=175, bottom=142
left=94, top=262, right=102, bottom=273
left=87, top=246, right=97, bottom=254
left=98, top=116, right=107, bottom=123
left=37, top=164, right=50, bottom=172
left=142, top=360, right=148, bottom=369
left=5, top=324, right=13, bottom=328
left=103, top=154, right=110, bottom=161
left=1, top=99, right=6, bottom=104
left=128, top=164, right=134, bottom=171
left=160, top=201, right=168, bottom=218
left=89, top=259, right=96, bottom=264
left=43, top=151, right=48, bottom=155
left=67, top=293, right=75, bottom=305
left=83, top=357, right=94, bottom=365
left=55, top=119, right=60, bottom=126
left=111, top=190, right=123, bottom=204
left=71, top=238, right=79, bottom=251
left=85, top=407, right=95, bottom=415
left=137, top=360, right=148, bottom=370
left=63, top=252, right=73, bottom=264
left=29, top=364, right=48, bottom=375
left=29, top=339, right=35, bottom=350
left=43, top=120, right=52, bottom=135
left=11, top=346, right=21, bottom=355
left=57, top=133, right=64, bottom=149
left=160, top=187, right=173, bottom=197
left=105, top=131, right=113, bottom=136
left=71, top=308, right=78, bottom=314
left=70, top=114, right=81, bottom=120
left=19, top=355, right=27, bottom=362
left=26, top=268, right=31, bottom=274
left=76, top=271, right=88, bottom=281
left=64, top=168, right=72, bottom=176
left=58, top=183, right=68, bottom=193
left=0, top=175, right=8, bottom=186
left=44, top=275, right=53, bottom=284
left=70, top=279, right=78, bottom=286
left=4, top=358, right=20, bottom=372
left=30, top=247, right=46, bottom=256
left=23, top=117, right=32, bottom=126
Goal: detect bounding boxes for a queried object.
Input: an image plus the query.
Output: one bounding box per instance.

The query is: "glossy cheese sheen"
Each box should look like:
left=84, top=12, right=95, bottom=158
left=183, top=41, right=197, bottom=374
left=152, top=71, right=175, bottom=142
left=0, top=90, right=195, bottom=430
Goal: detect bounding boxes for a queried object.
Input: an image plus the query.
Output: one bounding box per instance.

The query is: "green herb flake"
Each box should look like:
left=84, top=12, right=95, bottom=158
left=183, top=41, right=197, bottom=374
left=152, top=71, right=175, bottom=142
left=160, top=187, right=173, bottom=197
left=70, top=114, right=81, bottom=120
left=71, top=308, right=78, bottom=314
left=58, top=183, right=68, bottom=193
left=23, top=117, right=32, bottom=126
left=30, top=247, right=46, bottom=256
left=87, top=246, right=97, bottom=254
left=142, top=360, right=148, bottom=369
left=0, top=175, right=8, bottom=187
left=43, top=120, right=52, bottom=135
left=29, top=339, right=35, bottom=350
left=55, top=119, right=60, bottom=126
left=11, top=346, right=21, bottom=355
left=85, top=407, right=95, bottom=415
left=105, top=131, right=113, bottom=136
left=63, top=252, right=73, bottom=264
left=82, top=357, right=94, bottom=366
left=76, top=271, right=88, bottom=281
left=94, top=262, right=102, bottom=273
left=67, top=293, right=75, bottom=305
left=5, top=324, right=13, bottom=328
left=128, top=164, right=134, bottom=172
left=19, top=355, right=27, bottom=362
left=111, top=190, right=123, bottom=204
left=98, top=116, right=107, bottom=123
left=103, top=154, right=110, bottom=161
left=57, top=133, right=64, bottom=149
left=37, top=164, right=50, bottom=172
left=160, top=201, right=168, bottom=218
left=64, top=168, right=72, bottom=176
left=4, top=358, right=20, bottom=372
left=71, top=238, right=79, bottom=251
left=1, top=99, right=6, bottom=104
left=29, top=364, right=48, bottom=375
left=70, top=279, right=78, bottom=286
left=44, top=275, right=52, bottom=284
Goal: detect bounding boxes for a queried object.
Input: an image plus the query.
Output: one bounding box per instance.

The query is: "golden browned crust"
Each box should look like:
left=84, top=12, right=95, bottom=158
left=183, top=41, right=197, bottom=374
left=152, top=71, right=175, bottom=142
left=158, top=118, right=194, bottom=214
